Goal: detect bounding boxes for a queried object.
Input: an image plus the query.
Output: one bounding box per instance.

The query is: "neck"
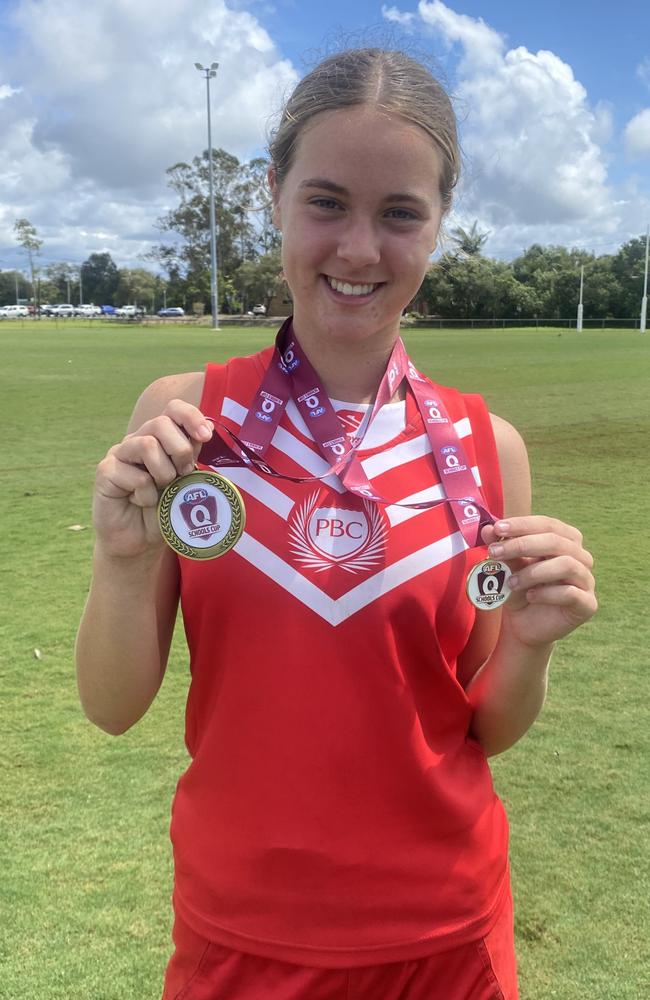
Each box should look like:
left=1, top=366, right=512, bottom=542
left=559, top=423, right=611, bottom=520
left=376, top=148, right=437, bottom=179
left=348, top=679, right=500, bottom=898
left=290, top=318, right=402, bottom=405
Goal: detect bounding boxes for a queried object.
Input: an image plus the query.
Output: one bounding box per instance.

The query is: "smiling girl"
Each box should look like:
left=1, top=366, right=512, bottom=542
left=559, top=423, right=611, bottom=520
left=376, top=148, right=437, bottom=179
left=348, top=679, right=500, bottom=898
left=76, top=48, right=596, bottom=1000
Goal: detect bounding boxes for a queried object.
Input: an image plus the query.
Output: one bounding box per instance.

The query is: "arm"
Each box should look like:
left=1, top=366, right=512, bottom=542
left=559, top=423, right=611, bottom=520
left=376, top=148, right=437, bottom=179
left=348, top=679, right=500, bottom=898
left=75, top=372, right=208, bottom=735
left=465, top=415, right=597, bottom=756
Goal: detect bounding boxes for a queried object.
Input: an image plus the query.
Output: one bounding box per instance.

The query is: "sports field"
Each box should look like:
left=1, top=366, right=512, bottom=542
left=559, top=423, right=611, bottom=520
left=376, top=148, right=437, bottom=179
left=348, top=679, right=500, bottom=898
left=1, top=321, right=648, bottom=999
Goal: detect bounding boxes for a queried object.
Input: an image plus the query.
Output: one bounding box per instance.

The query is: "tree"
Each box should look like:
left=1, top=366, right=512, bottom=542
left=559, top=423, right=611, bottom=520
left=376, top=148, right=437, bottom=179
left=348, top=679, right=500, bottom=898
left=0, top=270, right=25, bottom=307
left=420, top=254, right=539, bottom=319
left=148, top=148, right=281, bottom=313
left=80, top=253, right=119, bottom=305
left=512, top=245, right=592, bottom=318
left=233, top=249, right=283, bottom=313
left=13, top=218, right=42, bottom=304
left=115, top=267, right=159, bottom=310
left=149, top=148, right=256, bottom=310
left=448, top=221, right=489, bottom=258
left=611, top=236, right=649, bottom=317
left=46, top=261, right=80, bottom=303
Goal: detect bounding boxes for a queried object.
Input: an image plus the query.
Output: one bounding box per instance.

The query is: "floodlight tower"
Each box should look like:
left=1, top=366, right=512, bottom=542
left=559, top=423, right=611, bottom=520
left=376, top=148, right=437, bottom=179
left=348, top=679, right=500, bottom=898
left=640, top=227, right=649, bottom=334
left=577, top=264, right=584, bottom=332
left=195, top=61, right=220, bottom=330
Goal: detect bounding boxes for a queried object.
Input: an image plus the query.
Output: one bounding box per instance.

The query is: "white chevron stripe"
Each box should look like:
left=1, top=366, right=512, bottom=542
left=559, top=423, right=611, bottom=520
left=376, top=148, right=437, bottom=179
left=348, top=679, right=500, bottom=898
left=386, top=466, right=483, bottom=527
left=221, top=397, right=343, bottom=492
left=234, top=530, right=468, bottom=626
left=360, top=417, right=470, bottom=480
left=224, top=468, right=294, bottom=520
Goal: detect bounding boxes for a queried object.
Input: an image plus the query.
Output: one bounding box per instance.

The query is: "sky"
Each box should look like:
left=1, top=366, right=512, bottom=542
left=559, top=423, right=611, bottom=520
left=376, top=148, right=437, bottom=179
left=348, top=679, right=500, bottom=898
left=1, top=0, right=649, bottom=277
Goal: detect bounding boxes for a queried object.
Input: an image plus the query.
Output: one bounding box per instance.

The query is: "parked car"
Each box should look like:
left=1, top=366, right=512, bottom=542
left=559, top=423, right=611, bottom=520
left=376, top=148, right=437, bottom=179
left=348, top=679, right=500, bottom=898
left=49, top=304, right=76, bottom=317
left=75, top=304, right=102, bottom=317
left=0, top=304, right=29, bottom=317
left=158, top=307, right=185, bottom=317
left=252, top=304, right=267, bottom=315
left=116, top=305, right=144, bottom=317
left=101, top=305, right=117, bottom=315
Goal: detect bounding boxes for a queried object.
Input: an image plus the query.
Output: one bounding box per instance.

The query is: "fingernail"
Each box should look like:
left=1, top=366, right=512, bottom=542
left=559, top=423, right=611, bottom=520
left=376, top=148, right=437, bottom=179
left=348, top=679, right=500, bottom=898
left=182, top=463, right=195, bottom=476
left=495, top=521, right=510, bottom=535
left=489, top=543, right=504, bottom=557
left=508, top=575, right=519, bottom=589
left=198, top=424, right=212, bottom=440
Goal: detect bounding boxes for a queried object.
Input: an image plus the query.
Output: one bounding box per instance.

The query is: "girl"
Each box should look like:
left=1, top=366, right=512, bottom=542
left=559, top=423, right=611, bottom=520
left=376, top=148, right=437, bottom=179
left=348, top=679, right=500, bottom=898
left=76, top=48, right=597, bottom=1000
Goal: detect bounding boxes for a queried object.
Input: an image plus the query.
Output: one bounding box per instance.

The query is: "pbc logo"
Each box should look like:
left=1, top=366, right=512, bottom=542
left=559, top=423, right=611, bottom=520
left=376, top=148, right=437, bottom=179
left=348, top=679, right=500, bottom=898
left=288, top=493, right=387, bottom=574
left=180, top=488, right=220, bottom=539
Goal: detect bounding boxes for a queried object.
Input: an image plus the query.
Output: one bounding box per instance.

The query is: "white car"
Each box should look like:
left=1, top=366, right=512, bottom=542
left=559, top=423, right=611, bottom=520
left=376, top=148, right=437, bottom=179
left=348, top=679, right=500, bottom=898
left=75, top=304, right=102, bottom=317
left=50, top=304, right=76, bottom=317
left=0, top=304, right=29, bottom=317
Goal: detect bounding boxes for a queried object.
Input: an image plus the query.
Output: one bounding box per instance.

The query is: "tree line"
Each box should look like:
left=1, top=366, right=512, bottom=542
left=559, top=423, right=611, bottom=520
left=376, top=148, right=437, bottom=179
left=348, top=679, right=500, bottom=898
left=3, top=150, right=648, bottom=319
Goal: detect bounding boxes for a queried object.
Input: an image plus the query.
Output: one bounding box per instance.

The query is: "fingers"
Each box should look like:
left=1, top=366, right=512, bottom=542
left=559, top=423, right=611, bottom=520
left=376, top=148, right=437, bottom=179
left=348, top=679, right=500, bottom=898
left=482, top=517, right=592, bottom=566
left=506, top=554, right=595, bottom=596
left=493, top=516, right=583, bottom=546
left=96, top=400, right=214, bottom=504
left=480, top=513, right=598, bottom=635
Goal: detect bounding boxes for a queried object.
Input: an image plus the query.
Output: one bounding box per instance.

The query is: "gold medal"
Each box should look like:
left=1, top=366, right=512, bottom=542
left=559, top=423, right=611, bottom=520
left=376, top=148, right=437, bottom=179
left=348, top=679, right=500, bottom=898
left=157, top=471, right=245, bottom=560
left=466, top=559, right=512, bottom=611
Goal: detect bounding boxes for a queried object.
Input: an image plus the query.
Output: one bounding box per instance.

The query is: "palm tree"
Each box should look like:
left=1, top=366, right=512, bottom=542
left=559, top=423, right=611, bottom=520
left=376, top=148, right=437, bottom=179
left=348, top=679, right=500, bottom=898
left=449, top=220, right=489, bottom=257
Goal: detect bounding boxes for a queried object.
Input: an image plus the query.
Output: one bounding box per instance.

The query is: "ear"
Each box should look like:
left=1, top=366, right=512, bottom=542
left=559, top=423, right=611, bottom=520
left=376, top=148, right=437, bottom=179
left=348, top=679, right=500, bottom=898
left=268, top=165, right=282, bottom=230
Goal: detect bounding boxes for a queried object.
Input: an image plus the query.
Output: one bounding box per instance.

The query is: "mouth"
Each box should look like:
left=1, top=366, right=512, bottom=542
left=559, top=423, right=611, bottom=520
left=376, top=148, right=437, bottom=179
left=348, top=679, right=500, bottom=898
left=324, top=275, right=383, bottom=298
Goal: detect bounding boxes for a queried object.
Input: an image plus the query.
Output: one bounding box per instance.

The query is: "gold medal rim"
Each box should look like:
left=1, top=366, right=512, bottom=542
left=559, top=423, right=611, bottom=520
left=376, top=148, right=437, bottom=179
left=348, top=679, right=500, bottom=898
left=465, top=558, right=512, bottom=612
left=157, top=471, right=246, bottom=561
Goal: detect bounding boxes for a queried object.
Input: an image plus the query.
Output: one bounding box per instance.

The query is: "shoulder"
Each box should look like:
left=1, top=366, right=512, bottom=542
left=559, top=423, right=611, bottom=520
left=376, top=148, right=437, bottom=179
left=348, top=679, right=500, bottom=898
left=127, top=371, right=205, bottom=430
left=489, top=413, right=531, bottom=518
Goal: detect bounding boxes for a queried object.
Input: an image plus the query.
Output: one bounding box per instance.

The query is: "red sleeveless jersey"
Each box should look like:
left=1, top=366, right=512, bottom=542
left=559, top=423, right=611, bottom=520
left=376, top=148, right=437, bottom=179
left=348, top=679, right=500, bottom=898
left=171, top=347, right=510, bottom=968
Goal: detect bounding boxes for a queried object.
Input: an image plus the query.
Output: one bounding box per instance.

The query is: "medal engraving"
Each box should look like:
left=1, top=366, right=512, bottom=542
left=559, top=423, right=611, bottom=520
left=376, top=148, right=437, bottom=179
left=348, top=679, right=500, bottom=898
left=158, top=471, right=245, bottom=560
left=466, top=559, right=512, bottom=611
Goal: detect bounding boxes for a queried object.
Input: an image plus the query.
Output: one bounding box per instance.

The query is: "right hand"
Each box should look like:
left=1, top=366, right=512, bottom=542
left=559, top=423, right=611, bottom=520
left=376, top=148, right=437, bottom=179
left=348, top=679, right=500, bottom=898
left=93, top=399, right=214, bottom=559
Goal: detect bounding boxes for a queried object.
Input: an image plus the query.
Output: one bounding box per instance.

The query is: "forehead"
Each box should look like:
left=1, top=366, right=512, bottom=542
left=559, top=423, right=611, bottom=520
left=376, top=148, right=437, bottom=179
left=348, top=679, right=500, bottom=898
left=285, top=106, right=442, bottom=195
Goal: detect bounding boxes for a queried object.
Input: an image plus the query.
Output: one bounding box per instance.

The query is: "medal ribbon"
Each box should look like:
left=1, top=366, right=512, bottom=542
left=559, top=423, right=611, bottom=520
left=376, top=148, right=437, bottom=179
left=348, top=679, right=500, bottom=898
left=199, top=317, right=496, bottom=547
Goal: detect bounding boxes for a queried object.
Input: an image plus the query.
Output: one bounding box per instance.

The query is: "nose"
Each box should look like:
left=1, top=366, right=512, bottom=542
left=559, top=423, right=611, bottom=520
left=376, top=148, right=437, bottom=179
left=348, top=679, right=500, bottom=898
left=336, top=215, right=381, bottom=268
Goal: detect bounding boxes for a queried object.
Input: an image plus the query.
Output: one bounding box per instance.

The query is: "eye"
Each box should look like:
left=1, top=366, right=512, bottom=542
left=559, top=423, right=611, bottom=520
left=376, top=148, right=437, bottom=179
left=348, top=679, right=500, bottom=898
left=309, top=197, right=343, bottom=212
left=384, top=207, right=419, bottom=221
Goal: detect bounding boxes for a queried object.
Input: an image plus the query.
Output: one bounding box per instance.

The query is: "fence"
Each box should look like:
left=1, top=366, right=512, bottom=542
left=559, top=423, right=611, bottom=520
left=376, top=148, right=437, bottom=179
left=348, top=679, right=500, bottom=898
left=408, top=317, right=644, bottom=330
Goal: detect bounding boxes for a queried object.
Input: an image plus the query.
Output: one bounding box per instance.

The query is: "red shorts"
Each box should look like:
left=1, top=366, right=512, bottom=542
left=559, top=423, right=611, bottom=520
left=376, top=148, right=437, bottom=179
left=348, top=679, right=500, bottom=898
left=162, top=889, right=518, bottom=1000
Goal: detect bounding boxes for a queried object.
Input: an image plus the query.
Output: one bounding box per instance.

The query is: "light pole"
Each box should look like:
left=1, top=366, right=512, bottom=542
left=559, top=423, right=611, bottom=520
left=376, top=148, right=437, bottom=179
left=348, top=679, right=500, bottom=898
left=577, top=264, right=584, bottom=331
left=195, top=61, right=219, bottom=330
left=640, top=226, right=649, bottom=334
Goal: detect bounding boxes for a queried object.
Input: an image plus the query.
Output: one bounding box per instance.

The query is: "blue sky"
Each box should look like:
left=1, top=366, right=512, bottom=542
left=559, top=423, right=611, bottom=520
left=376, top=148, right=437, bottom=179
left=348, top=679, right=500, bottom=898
left=1, top=0, right=649, bottom=273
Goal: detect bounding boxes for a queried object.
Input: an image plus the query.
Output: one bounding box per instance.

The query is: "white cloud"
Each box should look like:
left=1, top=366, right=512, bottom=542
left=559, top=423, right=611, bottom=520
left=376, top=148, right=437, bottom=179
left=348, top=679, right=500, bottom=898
left=624, top=109, right=650, bottom=159
left=637, top=57, right=650, bottom=90
left=381, top=5, right=416, bottom=27
left=0, top=0, right=297, bottom=268
left=382, top=0, right=647, bottom=257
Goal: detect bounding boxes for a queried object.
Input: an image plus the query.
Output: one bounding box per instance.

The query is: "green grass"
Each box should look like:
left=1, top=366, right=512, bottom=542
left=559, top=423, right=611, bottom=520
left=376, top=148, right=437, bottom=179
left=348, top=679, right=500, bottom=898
left=1, top=321, right=648, bottom=998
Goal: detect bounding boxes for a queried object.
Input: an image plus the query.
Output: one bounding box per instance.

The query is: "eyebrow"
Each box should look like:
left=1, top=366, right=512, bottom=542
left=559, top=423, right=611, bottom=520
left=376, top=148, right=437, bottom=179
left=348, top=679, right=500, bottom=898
left=298, top=177, right=431, bottom=210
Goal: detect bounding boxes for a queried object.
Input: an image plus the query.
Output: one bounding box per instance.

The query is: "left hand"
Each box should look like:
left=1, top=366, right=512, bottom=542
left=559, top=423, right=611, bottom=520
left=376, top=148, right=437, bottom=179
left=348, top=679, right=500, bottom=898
left=481, top=515, right=597, bottom=648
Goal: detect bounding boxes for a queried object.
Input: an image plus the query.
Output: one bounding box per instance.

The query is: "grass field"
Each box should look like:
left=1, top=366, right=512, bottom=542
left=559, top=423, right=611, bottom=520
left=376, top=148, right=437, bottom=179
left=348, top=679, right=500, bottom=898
left=1, top=320, right=648, bottom=999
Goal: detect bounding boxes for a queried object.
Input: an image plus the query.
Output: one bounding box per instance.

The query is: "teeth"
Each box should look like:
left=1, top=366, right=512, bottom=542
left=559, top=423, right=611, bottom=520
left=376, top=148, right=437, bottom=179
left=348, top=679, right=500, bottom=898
left=327, top=277, right=378, bottom=296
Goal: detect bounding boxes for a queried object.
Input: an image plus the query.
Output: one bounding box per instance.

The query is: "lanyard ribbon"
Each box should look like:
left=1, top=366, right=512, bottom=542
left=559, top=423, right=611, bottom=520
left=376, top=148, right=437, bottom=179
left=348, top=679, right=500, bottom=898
left=199, top=317, right=496, bottom=548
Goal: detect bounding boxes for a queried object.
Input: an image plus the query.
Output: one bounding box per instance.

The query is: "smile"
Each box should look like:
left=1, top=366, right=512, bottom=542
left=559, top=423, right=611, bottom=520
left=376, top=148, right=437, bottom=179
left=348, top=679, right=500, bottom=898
left=325, top=276, right=381, bottom=297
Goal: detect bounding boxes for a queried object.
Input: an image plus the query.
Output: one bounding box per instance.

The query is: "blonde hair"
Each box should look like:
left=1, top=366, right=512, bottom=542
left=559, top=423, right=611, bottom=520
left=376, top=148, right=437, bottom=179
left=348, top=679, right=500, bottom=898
left=268, top=48, right=459, bottom=213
